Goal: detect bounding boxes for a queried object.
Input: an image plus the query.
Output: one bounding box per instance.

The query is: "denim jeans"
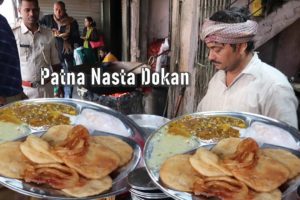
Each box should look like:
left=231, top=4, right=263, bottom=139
left=62, top=57, right=74, bottom=98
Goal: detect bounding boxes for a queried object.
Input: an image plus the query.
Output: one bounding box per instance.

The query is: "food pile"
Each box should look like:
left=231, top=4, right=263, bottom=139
left=168, top=116, right=246, bottom=140
left=0, top=125, right=133, bottom=197
left=160, top=138, right=300, bottom=200
left=0, top=103, right=77, bottom=128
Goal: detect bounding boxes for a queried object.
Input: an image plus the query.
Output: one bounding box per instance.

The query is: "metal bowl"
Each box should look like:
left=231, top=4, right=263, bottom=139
left=127, top=114, right=170, bottom=140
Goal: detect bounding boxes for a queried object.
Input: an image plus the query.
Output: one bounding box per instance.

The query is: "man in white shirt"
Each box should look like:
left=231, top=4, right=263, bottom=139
left=13, top=0, right=61, bottom=98
left=197, top=7, right=298, bottom=128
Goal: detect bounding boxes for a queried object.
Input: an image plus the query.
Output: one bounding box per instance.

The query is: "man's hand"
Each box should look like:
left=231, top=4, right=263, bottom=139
left=52, top=29, right=61, bottom=37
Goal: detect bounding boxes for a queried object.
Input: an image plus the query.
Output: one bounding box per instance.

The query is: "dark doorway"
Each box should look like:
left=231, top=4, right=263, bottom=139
left=103, top=0, right=122, bottom=60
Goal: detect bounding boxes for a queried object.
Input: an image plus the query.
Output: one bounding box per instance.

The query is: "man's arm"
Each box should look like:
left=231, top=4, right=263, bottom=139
left=262, top=84, right=298, bottom=129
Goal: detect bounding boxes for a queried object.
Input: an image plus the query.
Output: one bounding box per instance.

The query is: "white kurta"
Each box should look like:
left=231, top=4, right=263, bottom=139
left=13, top=22, right=60, bottom=98
left=197, top=53, right=298, bottom=128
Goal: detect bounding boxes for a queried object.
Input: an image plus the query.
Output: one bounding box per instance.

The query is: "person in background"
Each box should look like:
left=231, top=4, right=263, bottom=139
left=0, top=0, right=27, bottom=106
left=81, top=16, right=99, bottom=65
left=13, top=0, right=61, bottom=98
left=197, top=7, right=298, bottom=128
left=40, top=1, right=81, bottom=98
left=99, top=46, right=118, bottom=63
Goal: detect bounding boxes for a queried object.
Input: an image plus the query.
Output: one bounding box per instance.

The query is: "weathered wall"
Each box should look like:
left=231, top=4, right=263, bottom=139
left=257, top=18, right=300, bottom=81
left=231, top=0, right=248, bottom=7
left=254, top=0, right=300, bottom=48
left=148, top=0, right=170, bottom=42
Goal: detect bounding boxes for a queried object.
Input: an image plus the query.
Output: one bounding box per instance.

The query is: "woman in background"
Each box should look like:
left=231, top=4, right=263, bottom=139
left=81, top=16, right=99, bottom=65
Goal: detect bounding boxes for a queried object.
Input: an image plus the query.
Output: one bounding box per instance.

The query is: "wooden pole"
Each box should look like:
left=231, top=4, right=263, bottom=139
left=130, top=0, right=140, bottom=62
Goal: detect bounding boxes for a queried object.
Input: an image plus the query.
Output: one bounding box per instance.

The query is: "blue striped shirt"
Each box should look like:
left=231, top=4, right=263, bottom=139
left=0, top=14, right=23, bottom=97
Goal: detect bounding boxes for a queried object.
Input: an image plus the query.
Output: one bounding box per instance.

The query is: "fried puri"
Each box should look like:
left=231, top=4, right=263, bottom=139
left=222, top=139, right=290, bottom=192
left=0, top=142, right=33, bottom=179
left=91, top=136, right=133, bottom=166
left=190, top=148, right=231, bottom=177
left=160, top=154, right=202, bottom=192
left=20, top=135, right=62, bottom=164
left=24, top=163, right=79, bottom=189
left=62, top=176, right=112, bottom=197
left=261, top=148, right=300, bottom=179
left=250, top=189, right=282, bottom=200
left=41, top=125, right=73, bottom=146
left=58, top=142, right=120, bottom=179
left=193, top=176, right=249, bottom=200
left=211, top=137, right=242, bottom=158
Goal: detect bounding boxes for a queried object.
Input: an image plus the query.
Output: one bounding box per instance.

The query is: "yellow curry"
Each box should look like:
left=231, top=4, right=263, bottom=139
left=0, top=102, right=77, bottom=128
left=168, top=116, right=247, bottom=140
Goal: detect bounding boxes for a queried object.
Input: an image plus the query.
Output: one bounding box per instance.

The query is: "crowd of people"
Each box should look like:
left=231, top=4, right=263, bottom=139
left=0, top=0, right=116, bottom=101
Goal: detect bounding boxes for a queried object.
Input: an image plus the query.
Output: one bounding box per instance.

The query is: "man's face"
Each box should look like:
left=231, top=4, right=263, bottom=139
left=206, top=42, right=242, bottom=71
left=53, top=3, right=65, bottom=20
left=19, top=1, right=40, bottom=26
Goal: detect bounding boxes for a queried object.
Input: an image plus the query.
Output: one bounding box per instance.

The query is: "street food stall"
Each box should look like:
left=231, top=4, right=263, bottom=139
left=1, top=0, right=300, bottom=199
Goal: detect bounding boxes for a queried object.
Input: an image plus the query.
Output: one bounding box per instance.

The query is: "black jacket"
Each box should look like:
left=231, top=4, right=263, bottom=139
left=40, top=14, right=81, bottom=61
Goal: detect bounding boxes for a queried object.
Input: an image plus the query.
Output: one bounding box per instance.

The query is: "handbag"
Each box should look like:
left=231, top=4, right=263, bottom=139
left=89, top=36, right=104, bottom=49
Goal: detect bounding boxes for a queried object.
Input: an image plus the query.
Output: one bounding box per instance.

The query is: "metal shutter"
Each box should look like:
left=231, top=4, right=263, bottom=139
left=39, top=0, right=103, bottom=35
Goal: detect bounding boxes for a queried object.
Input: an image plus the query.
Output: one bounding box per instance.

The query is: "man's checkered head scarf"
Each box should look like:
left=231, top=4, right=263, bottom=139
left=200, top=19, right=258, bottom=44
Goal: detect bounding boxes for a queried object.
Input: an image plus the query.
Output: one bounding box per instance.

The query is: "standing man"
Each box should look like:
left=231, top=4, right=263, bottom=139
left=197, top=7, right=298, bottom=128
left=40, top=1, right=81, bottom=98
left=0, top=0, right=27, bottom=105
left=13, top=0, right=61, bottom=98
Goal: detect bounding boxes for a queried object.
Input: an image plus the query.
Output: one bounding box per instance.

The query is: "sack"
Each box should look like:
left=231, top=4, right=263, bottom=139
left=89, top=36, right=104, bottom=49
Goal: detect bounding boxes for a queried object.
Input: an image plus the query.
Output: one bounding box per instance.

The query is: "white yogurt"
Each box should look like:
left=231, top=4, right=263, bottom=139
left=241, top=122, right=299, bottom=150
left=75, top=109, right=130, bottom=136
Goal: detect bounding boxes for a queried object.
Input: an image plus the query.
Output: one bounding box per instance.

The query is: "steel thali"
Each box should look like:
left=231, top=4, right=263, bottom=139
left=143, top=111, right=300, bottom=200
left=0, top=98, right=144, bottom=199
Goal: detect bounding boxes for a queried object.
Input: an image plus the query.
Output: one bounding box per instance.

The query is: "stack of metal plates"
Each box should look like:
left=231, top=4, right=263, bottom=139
left=127, top=167, right=172, bottom=200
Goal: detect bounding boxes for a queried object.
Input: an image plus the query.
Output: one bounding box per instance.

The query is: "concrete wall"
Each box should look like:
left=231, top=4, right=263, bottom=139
left=148, top=0, right=169, bottom=42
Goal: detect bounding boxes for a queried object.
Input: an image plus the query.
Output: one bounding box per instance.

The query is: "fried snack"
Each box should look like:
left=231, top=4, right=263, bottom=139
left=250, top=189, right=282, bottom=200
left=53, top=125, right=121, bottom=179
left=24, top=163, right=79, bottom=189
left=0, top=141, right=33, bottom=179
left=193, top=176, right=249, bottom=200
left=54, top=125, right=90, bottom=156
left=222, top=138, right=259, bottom=168
left=160, top=154, right=202, bottom=192
left=41, top=125, right=73, bottom=146
left=58, top=142, right=120, bottom=179
left=222, top=139, right=289, bottom=192
left=261, top=148, right=300, bottom=179
left=62, top=176, right=112, bottom=197
left=20, top=135, right=62, bottom=164
left=211, top=137, right=242, bottom=158
left=190, top=148, right=231, bottom=176
left=91, top=136, right=133, bottom=166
